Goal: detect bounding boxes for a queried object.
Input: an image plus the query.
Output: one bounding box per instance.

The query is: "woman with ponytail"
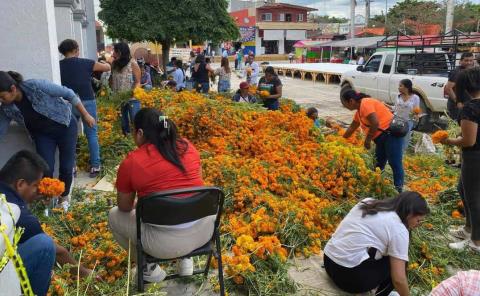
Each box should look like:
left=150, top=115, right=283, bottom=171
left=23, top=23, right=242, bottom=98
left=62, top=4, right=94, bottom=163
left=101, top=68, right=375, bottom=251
left=324, top=192, right=430, bottom=296
left=0, top=71, right=95, bottom=207
left=109, top=108, right=212, bottom=282
left=341, top=90, right=405, bottom=192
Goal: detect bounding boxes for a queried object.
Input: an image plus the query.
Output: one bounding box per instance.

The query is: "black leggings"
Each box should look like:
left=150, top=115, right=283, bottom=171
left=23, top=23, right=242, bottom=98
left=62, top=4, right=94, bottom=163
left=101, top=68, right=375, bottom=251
left=461, top=150, right=480, bottom=241
left=324, top=250, right=394, bottom=296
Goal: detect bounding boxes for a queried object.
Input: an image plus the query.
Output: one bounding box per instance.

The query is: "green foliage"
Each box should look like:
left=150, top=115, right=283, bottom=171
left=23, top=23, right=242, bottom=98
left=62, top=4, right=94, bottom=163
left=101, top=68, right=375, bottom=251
left=99, top=0, right=239, bottom=70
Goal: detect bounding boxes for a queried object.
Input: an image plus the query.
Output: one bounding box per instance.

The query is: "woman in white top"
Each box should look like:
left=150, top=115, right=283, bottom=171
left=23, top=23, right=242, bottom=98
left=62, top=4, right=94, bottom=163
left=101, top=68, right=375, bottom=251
left=323, top=191, right=429, bottom=296
left=214, top=57, right=231, bottom=93
left=394, top=79, right=420, bottom=152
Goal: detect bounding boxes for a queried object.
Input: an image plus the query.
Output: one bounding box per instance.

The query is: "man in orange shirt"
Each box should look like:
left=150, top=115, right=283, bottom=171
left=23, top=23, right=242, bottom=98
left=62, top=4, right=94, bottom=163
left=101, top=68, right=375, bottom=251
left=341, top=90, right=404, bottom=192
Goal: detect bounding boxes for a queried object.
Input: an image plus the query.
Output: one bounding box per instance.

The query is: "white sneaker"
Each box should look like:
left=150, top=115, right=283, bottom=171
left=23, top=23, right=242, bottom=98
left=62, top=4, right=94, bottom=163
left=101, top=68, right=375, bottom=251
left=449, top=239, right=470, bottom=250
left=449, top=226, right=471, bottom=240
left=468, top=240, right=480, bottom=254
left=177, top=258, right=193, bottom=276
left=143, top=263, right=166, bottom=283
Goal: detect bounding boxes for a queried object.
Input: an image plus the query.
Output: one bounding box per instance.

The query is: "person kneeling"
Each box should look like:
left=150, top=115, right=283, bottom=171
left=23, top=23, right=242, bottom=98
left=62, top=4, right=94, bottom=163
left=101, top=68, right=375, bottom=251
left=323, top=192, right=430, bottom=296
left=0, top=151, right=93, bottom=296
left=109, top=108, right=215, bottom=283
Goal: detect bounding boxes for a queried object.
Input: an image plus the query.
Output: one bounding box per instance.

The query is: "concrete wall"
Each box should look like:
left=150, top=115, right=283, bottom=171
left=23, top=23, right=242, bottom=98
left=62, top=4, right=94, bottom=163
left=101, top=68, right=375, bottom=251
left=0, top=0, right=60, bottom=82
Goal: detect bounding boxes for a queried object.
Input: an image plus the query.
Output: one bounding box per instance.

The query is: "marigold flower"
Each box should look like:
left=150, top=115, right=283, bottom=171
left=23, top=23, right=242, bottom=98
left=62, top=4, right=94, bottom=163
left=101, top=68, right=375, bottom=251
left=38, top=177, right=65, bottom=198
left=431, top=130, right=449, bottom=144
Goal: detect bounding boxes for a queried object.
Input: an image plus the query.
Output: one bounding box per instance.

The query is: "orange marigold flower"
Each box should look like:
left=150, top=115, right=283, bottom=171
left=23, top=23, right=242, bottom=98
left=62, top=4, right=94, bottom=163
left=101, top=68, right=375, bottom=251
left=431, top=130, right=449, bottom=144
left=38, top=177, right=65, bottom=198
left=451, top=210, right=463, bottom=219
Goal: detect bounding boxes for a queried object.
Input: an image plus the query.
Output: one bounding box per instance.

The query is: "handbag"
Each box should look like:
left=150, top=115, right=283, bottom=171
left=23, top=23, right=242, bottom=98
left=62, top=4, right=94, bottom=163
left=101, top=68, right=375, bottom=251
left=359, top=109, right=409, bottom=138
left=386, top=115, right=409, bottom=137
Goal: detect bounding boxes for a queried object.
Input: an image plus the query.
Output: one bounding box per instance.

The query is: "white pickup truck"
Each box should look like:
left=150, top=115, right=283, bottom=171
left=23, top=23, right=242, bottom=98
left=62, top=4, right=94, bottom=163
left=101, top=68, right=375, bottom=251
left=340, top=50, right=452, bottom=130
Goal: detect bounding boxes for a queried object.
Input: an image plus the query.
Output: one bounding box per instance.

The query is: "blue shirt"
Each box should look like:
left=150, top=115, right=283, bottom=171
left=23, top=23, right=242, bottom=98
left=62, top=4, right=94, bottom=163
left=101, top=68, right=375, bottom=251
left=60, top=57, right=96, bottom=100
left=173, top=68, right=185, bottom=90
left=0, top=182, right=44, bottom=244
left=0, top=79, right=80, bottom=139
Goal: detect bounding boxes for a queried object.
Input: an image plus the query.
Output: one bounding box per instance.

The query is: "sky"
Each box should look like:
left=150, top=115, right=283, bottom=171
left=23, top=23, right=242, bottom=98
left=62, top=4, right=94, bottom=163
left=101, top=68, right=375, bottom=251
left=282, top=0, right=480, bottom=18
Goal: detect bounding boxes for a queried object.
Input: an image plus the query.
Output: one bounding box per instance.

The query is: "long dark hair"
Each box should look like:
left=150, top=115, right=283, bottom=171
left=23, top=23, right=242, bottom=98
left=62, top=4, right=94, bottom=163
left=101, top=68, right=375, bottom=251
left=400, top=79, right=413, bottom=94
left=133, top=108, right=189, bottom=173
left=221, top=57, right=231, bottom=74
left=455, top=67, right=480, bottom=104
left=341, top=89, right=369, bottom=103
left=0, top=71, right=23, bottom=92
left=112, top=42, right=132, bottom=72
left=359, top=191, right=430, bottom=226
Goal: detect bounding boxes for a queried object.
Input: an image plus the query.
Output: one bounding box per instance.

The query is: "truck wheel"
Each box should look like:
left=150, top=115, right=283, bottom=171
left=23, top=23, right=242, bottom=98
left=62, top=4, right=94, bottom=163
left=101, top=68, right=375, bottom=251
left=340, top=84, right=352, bottom=97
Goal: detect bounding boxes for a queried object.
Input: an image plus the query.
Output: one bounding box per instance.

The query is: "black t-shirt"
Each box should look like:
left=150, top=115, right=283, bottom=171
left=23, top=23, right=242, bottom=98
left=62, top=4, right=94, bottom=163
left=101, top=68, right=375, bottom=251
left=193, top=63, right=209, bottom=83
left=0, top=182, right=44, bottom=244
left=60, top=57, right=95, bottom=100
left=459, top=99, right=480, bottom=151
left=15, top=91, right=65, bottom=134
left=258, top=76, right=282, bottom=97
left=448, top=66, right=465, bottom=83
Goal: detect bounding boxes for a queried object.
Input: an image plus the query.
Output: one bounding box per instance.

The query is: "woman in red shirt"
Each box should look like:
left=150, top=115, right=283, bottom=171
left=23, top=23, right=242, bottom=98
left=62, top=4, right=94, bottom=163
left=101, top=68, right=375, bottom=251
left=341, top=90, right=405, bottom=192
left=109, top=108, right=214, bottom=283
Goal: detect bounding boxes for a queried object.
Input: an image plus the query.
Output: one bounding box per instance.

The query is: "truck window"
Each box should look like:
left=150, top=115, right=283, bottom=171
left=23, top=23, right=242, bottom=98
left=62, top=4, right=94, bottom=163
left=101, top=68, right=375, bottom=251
left=396, top=53, right=448, bottom=75
left=382, top=55, right=394, bottom=74
left=364, top=55, right=383, bottom=73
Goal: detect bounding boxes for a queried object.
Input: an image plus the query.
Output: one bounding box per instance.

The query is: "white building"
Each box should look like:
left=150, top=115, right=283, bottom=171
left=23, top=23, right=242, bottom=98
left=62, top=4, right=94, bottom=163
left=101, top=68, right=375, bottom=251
left=0, top=0, right=97, bottom=167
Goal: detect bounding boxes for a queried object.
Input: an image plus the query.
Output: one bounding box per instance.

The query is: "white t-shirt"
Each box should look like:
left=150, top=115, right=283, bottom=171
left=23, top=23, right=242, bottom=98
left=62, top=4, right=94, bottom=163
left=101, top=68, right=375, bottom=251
left=394, top=94, right=420, bottom=121
left=249, top=61, right=259, bottom=85
left=324, top=199, right=409, bottom=268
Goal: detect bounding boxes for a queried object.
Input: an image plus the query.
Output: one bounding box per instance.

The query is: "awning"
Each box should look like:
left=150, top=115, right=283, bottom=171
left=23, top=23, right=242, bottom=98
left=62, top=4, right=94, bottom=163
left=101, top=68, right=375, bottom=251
left=264, top=30, right=284, bottom=41
left=293, top=40, right=330, bottom=48
left=286, top=30, right=306, bottom=41
left=322, top=36, right=386, bottom=48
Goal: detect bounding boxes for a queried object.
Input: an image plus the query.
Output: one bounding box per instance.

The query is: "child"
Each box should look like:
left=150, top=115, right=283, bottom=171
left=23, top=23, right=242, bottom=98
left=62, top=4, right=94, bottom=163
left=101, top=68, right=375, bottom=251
left=233, top=82, right=256, bottom=103
left=166, top=80, right=177, bottom=91
left=140, top=65, right=152, bottom=90
left=306, top=107, right=322, bottom=128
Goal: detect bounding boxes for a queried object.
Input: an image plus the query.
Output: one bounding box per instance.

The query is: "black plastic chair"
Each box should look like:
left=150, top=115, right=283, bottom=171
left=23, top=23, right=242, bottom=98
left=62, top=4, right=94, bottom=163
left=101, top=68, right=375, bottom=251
left=136, top=186, right=225, bottom=295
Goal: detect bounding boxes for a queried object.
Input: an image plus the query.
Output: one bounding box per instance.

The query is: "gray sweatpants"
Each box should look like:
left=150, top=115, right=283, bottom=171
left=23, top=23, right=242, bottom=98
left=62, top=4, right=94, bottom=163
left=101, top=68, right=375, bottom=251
left=108, top=207, right=216, bottom=260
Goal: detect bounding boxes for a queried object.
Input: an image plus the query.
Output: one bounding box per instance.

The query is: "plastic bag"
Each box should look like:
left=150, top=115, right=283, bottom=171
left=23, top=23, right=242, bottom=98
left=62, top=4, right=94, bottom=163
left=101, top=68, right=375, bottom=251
left=414, top=133, right=436, bottom=154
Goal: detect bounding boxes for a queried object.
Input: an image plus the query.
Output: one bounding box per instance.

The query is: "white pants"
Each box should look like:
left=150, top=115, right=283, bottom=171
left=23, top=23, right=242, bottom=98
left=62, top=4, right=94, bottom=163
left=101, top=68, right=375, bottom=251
left=108, top=207, right=216, bottom=260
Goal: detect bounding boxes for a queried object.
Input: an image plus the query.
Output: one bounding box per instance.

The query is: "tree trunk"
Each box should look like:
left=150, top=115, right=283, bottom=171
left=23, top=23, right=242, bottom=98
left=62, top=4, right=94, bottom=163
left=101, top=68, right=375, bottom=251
left=161, top=41, right=170, bottom=75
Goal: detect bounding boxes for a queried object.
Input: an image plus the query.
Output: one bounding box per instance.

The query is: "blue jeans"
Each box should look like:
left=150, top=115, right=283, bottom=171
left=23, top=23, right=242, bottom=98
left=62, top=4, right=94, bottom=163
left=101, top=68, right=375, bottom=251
left=264, top=99, right=280, bottom=111
left=196, top=82, right=210, bottom=93
left=32, top=117, right=77, bottom=196
left=374, top=133, right=405, bottom=192
left=121, top=99, right=141, bottom=135
left=18, top=234, right=56, bottom=296
left=402, top=120, right=414, bottom=153
left=218, top=80, right=231, bottom=93
left=73, top=100, right=101, bottom=168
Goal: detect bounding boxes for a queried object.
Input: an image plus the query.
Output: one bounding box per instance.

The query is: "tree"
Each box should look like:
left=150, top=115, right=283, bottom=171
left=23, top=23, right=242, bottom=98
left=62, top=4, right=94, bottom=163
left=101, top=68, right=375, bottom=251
left=98, top=0, right=239, bottom=71
left=309, top=15, right=348, bottom=24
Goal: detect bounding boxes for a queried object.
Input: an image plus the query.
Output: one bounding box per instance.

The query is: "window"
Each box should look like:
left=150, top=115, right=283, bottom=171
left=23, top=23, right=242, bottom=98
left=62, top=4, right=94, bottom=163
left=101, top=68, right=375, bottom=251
left=286, top=13, right=292, bottom=22
left=382, top=54, right=394, bottom=74
left=364, top=55, right=383, bottom=72
left=279, top=13, right=285, bottom=21
left=396, top=53, right=448, bottom=75
left=297, top=14, right=304, bottom=22
left=261, top=13, right=272, bottom=21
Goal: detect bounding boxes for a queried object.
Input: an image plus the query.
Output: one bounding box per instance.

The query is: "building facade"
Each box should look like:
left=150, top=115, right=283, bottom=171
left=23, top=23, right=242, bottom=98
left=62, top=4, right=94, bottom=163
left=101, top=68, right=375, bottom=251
left=0, top=0, right=97, bottom=167
left=230, top=3, right=318, bottom=55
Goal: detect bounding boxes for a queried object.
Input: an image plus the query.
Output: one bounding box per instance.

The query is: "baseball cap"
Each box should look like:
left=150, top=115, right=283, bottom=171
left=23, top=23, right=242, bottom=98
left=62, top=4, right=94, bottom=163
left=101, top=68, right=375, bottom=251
left=240, top=82, right=249, bottom=89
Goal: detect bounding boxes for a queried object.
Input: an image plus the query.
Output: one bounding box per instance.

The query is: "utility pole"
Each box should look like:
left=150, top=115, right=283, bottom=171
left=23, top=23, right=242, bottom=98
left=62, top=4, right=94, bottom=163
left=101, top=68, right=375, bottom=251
left=350, top=0, right=356, bottom=40
left=385, top=0, right=388, bottom=28
left=445, top=0, right=455, bottom=33
left=350, top=0, right=356, bottom=58
left=365, top=0, right=371, bottom=27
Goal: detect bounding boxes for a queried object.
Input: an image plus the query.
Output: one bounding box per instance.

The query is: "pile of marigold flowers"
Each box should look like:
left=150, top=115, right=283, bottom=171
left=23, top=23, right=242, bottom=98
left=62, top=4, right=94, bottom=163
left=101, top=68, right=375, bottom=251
left=41, top=88, right=477, bottom=295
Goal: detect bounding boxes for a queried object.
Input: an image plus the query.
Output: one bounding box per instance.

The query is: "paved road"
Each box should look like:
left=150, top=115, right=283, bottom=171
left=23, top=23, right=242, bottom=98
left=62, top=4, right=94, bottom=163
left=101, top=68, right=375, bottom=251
left=214, top=62, right=355, bottom=123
